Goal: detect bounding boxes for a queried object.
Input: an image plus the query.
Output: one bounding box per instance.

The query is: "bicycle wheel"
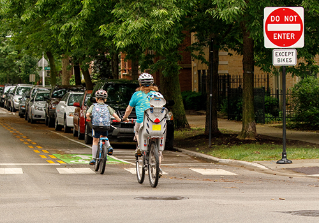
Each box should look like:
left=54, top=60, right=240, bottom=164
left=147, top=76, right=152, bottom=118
left=94, top=144, right=101, bottom=171
left=136, top=147, right=145, bottom=184
left=148, top=141, right=160, bottom=188
left=99, top=144, right=107, bottom=174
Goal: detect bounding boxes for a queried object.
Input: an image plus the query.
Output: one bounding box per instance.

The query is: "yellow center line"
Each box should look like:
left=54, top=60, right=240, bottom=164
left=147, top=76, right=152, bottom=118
left=16, top=136, right=21, bottom=138
left=57, top=160, right=65, bottom=164
left=31, top=142, right=37, bottom=145
left=19, top=139, right=24, bottom=141
left=42, top=150, right=49, bottom=153
left=34, top=150, right=40, bottom=153
left=36, top=146, right=42, bottom=149
left=49, top=155, right=56, bottom=159
left=22, top=136, right=27, bottom=138
left=28, top=146, right=34, bottom=148
left=24, top=142, right=29, bottom=144
left=46, top=160, right=55, bottom=164
left=40, top=155, right=46, bottom=158
left=26, top=139, right=32, bottom=142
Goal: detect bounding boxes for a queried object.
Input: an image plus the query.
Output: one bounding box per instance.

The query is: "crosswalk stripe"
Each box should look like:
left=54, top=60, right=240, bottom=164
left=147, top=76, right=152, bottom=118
left=56, top=168, right=95, bottom=174
left=124, top=168, right=167, bottom=175
left=190, top=168, right=237, bottom=175
left=0, top=168, right=23, bottom=174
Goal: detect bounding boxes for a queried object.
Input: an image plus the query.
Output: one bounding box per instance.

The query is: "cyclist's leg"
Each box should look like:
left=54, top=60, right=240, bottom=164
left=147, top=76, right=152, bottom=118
left=101, top=131, right=113, bottom=155
left=89, top=129, right=99, bottom=165
left=134, top=122, right=142, bottom=155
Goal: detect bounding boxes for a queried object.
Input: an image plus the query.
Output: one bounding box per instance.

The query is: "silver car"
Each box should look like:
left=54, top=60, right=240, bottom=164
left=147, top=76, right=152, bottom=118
left=28, top=90, right=51, bottom=124
left=11, top=84, right=32, bottom=112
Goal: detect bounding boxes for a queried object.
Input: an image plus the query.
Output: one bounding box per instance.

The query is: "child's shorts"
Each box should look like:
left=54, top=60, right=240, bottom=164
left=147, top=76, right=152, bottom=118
left=92, top=129, right=108, bottom=138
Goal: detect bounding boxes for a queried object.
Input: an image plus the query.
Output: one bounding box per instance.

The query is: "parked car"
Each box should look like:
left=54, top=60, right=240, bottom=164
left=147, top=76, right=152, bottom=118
left=55, top=91, right=84, bottom=133
left=10, top=84, right=32, bottom=112
left=4, top=86, right=15, bottom=110
left=25, top=85, right=51, bottom=120
left=18, top=90, right=31, bottom=118
left=0, top=85, right=13, bottom=107
left=28, top=90, right=51, bottom=124
left=73, top=90, right=92, bottom=139
left=45, top=85, right=84, bottom=127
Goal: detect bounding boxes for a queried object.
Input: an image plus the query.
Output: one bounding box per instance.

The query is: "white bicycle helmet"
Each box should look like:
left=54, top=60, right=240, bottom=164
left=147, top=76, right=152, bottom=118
left=147, top=92, right=164, bottom=100
left=95, top=89, right=108, bottom=99
left=138, top=73, right=154, bottom=86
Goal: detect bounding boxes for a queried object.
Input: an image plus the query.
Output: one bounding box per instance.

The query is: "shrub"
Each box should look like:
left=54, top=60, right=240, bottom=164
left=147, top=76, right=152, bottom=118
left=291, top=76, right=319, bottom=128
left=181, top=91, right=206, bottom=110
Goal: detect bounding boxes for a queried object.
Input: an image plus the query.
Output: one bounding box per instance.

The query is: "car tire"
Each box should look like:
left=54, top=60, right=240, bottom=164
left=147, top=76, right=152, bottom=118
left=84, top=123, right=92, bottom=144
left=27, top=114, right=31, bottom=123
left=72, top=123, right=77, bottom=137
left=30, top=113, right=35, bottom=124
left=48, top=116, right=54, bottom=128
left=64, top=117, right=71, bottom=133
left=25, top=112, right=28, bottom=120
left=55, top=116, right=62, bottom=131
left=78, top=121, right=84, bottom=140
left=45, top=115, right=48, bottom=126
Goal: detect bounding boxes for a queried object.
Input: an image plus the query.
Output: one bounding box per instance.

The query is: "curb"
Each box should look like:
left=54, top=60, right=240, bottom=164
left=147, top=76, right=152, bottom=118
left=175, top=148, right=269, bottom=170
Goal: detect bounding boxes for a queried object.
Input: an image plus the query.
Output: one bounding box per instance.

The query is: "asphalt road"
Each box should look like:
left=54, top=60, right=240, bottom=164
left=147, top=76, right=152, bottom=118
left=1, top=108, right=319, bottom=223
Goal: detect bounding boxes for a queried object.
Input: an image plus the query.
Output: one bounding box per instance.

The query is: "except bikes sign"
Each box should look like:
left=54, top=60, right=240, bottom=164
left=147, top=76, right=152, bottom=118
left=264, top=7, right=304, bottom=48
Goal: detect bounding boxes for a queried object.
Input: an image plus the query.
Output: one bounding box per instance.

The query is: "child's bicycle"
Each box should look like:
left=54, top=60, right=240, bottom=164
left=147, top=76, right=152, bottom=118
left=135, top=96, right=168, bottom=188
left=94, top=136, right=112, bottom=174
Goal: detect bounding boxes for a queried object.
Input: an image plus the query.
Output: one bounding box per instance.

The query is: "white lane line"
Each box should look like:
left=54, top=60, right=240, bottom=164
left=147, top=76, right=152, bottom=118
left=57, top=168, right=95, bottom=174
left=51, top=131, right=131, bottom=164
left=190, top=168, right=237, bottom=175
left=124, top=168, right=167, bottom=175
left=0, top=168, right=23, bottom=174
left=0, top=163, right=60, bottom=166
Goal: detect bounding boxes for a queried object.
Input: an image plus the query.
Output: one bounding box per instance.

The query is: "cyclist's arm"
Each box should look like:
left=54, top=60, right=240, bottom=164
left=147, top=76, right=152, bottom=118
left=108, top=106, right=121, bottom=122
left=86, top=105, right=94, bottom=120
left=122, top=105, right=133, bottom=121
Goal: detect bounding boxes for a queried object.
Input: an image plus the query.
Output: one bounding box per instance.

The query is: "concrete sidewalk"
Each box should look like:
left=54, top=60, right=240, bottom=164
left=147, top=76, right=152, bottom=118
left=182, top=115, right=319, bottom=177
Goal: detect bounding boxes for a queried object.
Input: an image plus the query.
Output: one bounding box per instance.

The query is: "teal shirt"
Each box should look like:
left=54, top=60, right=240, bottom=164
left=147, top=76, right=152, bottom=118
left=129, top=90, right=155, bottom=123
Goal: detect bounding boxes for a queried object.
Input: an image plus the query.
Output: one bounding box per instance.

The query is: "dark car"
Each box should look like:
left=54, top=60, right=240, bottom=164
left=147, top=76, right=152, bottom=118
left=83, top=79, right=174, bottom=149
left=73, top=90, right=92, bottom=139
left=0, top=85, right=13, bottom=107
left=45, top=85, right=85, bottom=127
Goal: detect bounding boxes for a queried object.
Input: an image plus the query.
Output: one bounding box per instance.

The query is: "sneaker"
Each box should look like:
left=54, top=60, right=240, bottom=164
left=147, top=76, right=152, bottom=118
left=89, top=159, right=96, bottom=165
left=108, top=147, right=113, bottom=155
left=159, top=168, right=163, bottom=178
left=135, top=146, right=142, bottom=156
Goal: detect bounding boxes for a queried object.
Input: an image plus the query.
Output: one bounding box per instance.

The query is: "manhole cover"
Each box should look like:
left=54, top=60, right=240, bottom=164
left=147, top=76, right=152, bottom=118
left=283, top=210, right=319, bottom=217
left=288, top=167, right=319, bottom=175
left=135, top=196, right=188, bottom=200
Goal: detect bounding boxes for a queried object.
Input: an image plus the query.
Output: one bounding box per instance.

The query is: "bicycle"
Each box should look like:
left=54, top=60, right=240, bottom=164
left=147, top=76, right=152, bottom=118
left=94, top=136, right=111, bottom=174
left=135, top=96, right=168, bottom=188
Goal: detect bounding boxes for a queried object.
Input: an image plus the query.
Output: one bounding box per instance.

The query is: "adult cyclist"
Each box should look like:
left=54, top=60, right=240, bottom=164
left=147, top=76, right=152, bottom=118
left=121, top=73, right=159, bottom=156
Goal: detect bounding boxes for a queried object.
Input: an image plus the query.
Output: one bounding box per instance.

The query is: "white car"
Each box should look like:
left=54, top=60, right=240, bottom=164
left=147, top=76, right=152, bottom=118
left=11, top=84, right=32, bottom=112
left=55, top=91, right=84, bottom=133
left=28, top=90, right=51, bottom=124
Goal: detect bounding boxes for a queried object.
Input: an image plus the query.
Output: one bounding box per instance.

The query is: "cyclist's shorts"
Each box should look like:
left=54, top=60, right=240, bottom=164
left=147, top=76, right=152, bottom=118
left=92, top=129, right=108, bottom=138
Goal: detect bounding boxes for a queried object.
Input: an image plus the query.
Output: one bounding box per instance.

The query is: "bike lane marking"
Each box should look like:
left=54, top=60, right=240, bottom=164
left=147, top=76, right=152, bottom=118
left=0, top=122, right=65, bottom=164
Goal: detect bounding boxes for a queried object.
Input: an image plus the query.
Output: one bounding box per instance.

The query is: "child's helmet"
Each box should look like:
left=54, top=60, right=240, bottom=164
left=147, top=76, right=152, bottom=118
left=138, top=73, right=154, bottom=86
left=147, top=92, right=164, bottom=100
left=95, top=89, right=108, bottom=99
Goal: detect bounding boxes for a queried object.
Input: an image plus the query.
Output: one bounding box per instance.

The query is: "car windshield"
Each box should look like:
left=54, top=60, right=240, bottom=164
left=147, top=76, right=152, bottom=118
left=35, top=92, right=50, bottom=101
left=51, top=89, right=67, bottom=98
left=104, top=84, right=136, bottom=103
left=16, top=87, right=31, bottom=96
left=68, top=94, right=83, bottom=106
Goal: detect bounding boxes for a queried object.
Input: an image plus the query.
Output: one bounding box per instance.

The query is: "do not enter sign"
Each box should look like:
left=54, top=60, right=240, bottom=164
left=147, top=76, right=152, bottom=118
left=264, top=7, right=304, bottom=48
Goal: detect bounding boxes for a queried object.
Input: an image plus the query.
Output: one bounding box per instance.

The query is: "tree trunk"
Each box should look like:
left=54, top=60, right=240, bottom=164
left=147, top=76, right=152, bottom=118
left=46, top=51, right=57, bottom=87
left=238, top=23, right=256, bottom=140
left=112, top=51, right=119, bottom=79
left=81, top=67, right=93, bottom=90
left=160, top=67, right=189, bottom=129
left=205, top=38, right=221, bottom=136
left=131, top=55, right=139, bottom=81
left=62, top=54, right=70, bottom=85
left=74, top=63, right=82, bottom=85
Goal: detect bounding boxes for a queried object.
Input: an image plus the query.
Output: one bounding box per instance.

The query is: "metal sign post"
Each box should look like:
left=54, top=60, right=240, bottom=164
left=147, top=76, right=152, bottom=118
left=277, top=66, right=292, bottom=164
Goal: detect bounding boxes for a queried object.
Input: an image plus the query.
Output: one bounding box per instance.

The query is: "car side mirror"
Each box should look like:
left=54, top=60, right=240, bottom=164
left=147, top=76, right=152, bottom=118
left=73, top=102, right=80, bottom=107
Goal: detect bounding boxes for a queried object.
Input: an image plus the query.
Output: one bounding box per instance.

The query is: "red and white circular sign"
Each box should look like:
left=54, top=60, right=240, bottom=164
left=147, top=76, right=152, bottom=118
left=264, top=7, right=304, bottom=48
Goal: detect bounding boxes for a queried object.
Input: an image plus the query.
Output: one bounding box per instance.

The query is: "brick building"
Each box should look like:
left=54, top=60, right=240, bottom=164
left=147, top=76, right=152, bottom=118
left=191, top=33, right=319, bottom=94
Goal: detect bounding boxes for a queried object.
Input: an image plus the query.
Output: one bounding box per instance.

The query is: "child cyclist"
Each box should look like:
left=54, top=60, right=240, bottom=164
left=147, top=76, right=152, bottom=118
left=86, top=89, right=121, bottom=165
